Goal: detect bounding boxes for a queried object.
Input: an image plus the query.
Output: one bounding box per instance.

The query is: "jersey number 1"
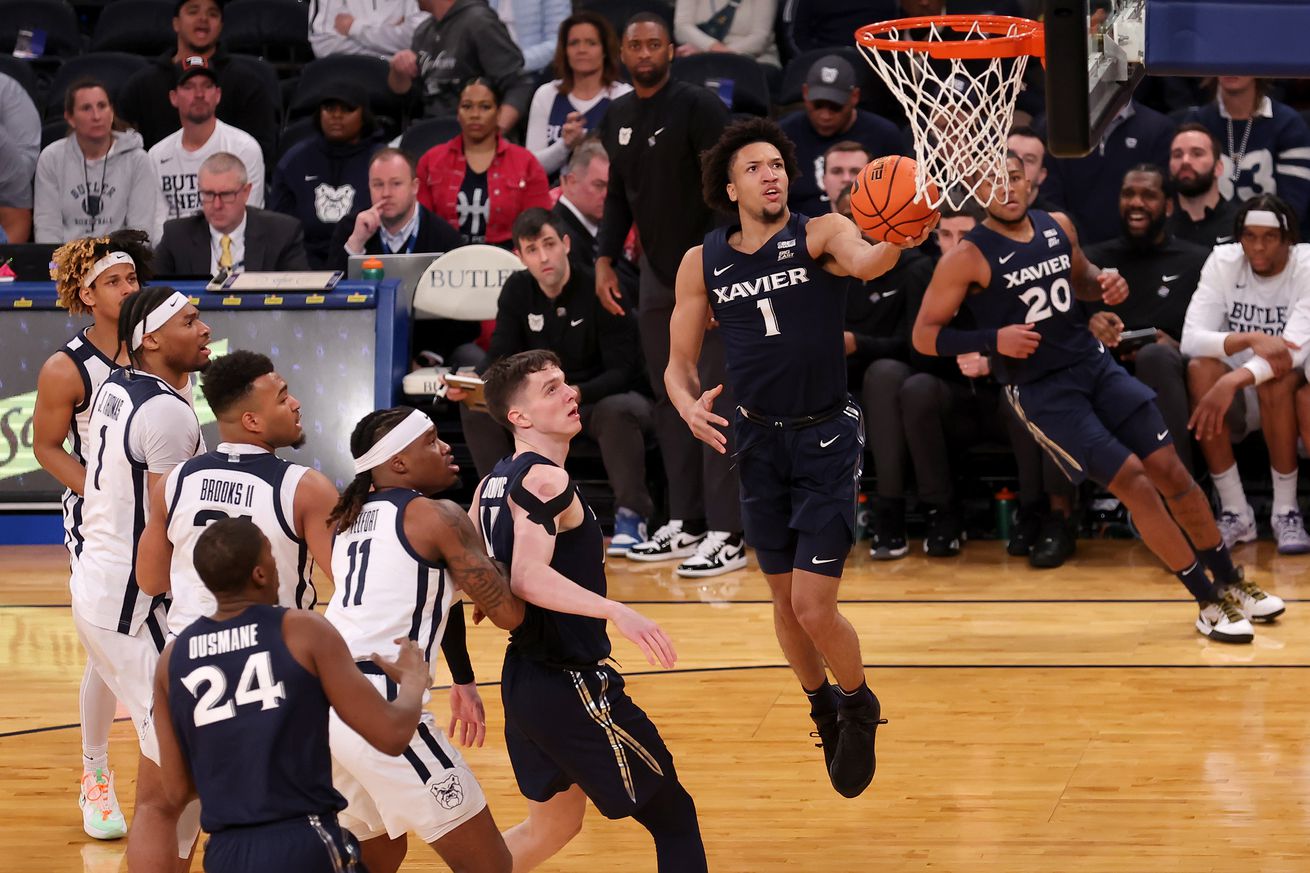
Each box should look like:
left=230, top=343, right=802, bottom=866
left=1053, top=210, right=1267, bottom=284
left=756, top=299, right=781, bottom=336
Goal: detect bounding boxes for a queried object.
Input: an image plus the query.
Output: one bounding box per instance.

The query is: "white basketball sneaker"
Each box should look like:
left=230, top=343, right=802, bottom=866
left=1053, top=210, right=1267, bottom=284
left=1221, top=567, right=1286, bottom=622
left=1216, top=504, right=1257, bottom=548
left=626, top=520, right=705, bottom=562
left=80, top=768, right=127, bottom=840
left=675, top=531, right=747, bottom=578
left=1196, top=596, right=1255, bottom=644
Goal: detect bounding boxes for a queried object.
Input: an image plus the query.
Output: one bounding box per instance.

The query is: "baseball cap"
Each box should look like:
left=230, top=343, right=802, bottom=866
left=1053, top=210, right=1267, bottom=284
left=805, top=55, right=857, bottom=105
left=317, top=80, right=368, bottom=111
left=176, top=55, right=219, bottom=87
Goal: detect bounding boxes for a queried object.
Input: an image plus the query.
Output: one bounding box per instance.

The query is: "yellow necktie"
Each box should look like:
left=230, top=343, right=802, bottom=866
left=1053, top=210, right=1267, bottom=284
left=219, top=234, right=233, bottom=269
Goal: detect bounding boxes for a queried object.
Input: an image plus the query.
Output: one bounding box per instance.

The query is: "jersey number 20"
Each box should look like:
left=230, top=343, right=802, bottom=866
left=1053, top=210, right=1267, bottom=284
left=1018, top=278, right=1072, bottom=323
left=182, top=651, right=286, bottom=727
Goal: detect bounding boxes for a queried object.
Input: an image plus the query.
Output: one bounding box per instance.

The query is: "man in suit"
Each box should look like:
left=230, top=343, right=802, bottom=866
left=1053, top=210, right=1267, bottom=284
left=553, top=139, right=638, bottom=295
left=154, top=151, right=309, bottom=276
left=328, top=146, right=460, bottom=271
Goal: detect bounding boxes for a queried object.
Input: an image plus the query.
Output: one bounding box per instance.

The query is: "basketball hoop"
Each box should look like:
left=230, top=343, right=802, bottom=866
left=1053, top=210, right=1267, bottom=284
left=856, top=15, right=1044, bottom=211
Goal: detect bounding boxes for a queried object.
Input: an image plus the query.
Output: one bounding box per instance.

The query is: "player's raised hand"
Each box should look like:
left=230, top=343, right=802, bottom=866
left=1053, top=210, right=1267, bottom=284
left=893, top=213, right=940, bottom=249
left=371, top=638, right=429, bottom=689
left=1246, top=333, right=1300, bottom=376
left=682, top=383, right=729, bottom=454
left=612, top=604, right=677, bottom=668
left=1088, top=311, right=1124, bottom=346
left=448, top=682, right=487, bottom=748
left=996, top=323, right=1041, bottom=358
left=1097, top=269, right=1129, bottom=305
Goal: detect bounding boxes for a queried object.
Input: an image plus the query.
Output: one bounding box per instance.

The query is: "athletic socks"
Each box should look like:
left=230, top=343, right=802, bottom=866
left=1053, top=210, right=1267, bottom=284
left=1272, top=467, right=1299, bottom=517
left=835, top=681, right=876, bottom=711
left=82, top=745, right=109, bottom=775
left=1211, top=464, right=1248, bottom=514
left=1197, top=542, right=1240, bottom=588
left=1176, top=561, right=1220, bottom=603
left=804, top=681, right=839, bottom=718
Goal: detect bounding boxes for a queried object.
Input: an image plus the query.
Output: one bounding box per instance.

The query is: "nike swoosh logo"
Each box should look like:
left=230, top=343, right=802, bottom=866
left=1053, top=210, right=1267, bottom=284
left=1161, top=274, right=1180, bottom=282
left=811, top=557, right=839, bottom=565
left=1157, top=430, right=1169, bottom=440
left=820, top=435, right=840, bottom=448
left=1216, top=236, right=1234, bottom=243
left=881, top=289, right=899, bottom=297
left=570, top=318, right=584, bottom=327
left=713, top=264, right=734, bottom=276
left=999, top=252, right=1016, bottom=263
left=653, top=127, right=665, bottom=137
left=304, top=175, right=317, bottom=181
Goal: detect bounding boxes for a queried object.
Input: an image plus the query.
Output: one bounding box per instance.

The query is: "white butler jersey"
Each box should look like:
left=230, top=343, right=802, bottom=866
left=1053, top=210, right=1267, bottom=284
left=58, top=329, right=117, bottom=565
left=325, top=489, right=453, bottom=688
left=73, top=369, right=204, bottom=636
left=162, top=443, right=316, bottom=635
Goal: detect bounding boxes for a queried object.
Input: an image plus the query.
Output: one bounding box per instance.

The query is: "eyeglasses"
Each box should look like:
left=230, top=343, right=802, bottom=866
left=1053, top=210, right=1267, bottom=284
left=198, top=188, right=244, bottom=204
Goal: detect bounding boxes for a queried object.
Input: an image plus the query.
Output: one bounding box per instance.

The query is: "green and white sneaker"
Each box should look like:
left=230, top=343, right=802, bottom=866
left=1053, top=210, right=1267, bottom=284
left=80, top=768, right=127, bottom=840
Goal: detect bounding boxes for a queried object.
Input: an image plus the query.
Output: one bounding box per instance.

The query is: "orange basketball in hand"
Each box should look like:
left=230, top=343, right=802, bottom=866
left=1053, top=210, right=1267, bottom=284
left=848, top=155, right=940, bottom=244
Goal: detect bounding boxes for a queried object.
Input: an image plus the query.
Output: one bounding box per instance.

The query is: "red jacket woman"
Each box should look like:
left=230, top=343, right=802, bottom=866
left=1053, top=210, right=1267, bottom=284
left=416, top=79, right=551, bottom=247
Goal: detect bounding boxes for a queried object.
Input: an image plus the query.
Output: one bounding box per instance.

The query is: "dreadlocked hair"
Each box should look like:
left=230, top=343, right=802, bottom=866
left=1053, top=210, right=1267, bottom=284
left=117, top=286, right=180, bottom=370
left=51, top=229, right=154, bottom=314
left=328, top=407, right=415, bottom=533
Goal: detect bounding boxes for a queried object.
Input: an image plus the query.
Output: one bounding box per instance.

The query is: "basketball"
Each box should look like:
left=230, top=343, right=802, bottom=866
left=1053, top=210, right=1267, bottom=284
left=847, top=155, right=940, bottom=244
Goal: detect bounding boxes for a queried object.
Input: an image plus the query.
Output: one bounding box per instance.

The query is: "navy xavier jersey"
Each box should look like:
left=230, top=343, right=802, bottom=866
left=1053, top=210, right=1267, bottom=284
left=169, top=605, right=345, bottom=833
left=703, top=213, right=848, bottom=417
left=478, top=452, right=610, bottom=666
left=963, top=209, right=1103, bottom=384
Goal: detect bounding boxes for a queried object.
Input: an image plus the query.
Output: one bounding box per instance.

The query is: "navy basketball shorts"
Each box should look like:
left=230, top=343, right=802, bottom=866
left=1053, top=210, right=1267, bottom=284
left=501, top=653, right=676, bottom=819
left=734, top=399, right=864, bottom=578
left=1004, top=352, right=1173, bottom=486
left=203, top=813, right=363, bottom=873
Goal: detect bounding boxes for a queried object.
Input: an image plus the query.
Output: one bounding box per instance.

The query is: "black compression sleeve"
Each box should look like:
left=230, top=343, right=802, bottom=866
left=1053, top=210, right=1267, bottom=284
left=440, top=604, right=475, bottom=685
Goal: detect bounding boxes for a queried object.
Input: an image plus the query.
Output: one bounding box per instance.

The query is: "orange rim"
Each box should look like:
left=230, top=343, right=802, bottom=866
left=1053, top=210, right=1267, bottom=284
left=856, top=14, right=1045, bottom=61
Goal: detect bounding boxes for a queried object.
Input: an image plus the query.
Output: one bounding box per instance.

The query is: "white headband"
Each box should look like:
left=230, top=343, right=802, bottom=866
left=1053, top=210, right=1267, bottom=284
left=130, top=291, right=190, bottom=350
left=353, top=409, right=434, bottom=475
left=83, top=251, right=134, bottom=289
left=1245, top=209, right=1284, bottom=230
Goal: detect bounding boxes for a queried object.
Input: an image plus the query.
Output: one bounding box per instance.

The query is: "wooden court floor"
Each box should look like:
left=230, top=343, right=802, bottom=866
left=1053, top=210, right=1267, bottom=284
left=4, top=539, right=1310, bottom=872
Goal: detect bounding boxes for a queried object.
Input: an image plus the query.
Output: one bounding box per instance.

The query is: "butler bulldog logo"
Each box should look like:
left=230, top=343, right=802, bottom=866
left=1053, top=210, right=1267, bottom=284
left=618, top=127, right=632, bottom=146
left=527, top=313, right=544, bottom=332
left=314, top=183, right=356, bottom=223
left=429, top=774, right=464, bottom=810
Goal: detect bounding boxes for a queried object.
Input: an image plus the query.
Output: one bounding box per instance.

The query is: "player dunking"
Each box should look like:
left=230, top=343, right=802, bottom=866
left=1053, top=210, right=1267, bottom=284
left=135, top=350, right=340, bottom=635
left=472, top=350, right=707, bottom=873
left=325, top=407, right=525, bottom=873
left=128, top=518, right=430, bottom=873
left=667, top=117, right=931, bottom=798
left=33, top=230, right=152, bottom=839
left=72, top=285, right=211, bottom=866
left=913, top=152, right=1285, bottom=642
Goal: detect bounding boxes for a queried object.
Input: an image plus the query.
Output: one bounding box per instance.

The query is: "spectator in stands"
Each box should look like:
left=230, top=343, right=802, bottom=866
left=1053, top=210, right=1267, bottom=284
left=271, top=82, right=384, bottom=268
left=444, top=208, right=655, bottom=553
left=779, top=54, right=903, bottom=217
left=782, top=0, right=899, bottom=56
left=1086, top=165, right=1211, bottom=473
left=1007, top=126, right=1060, bottom=210
left=1166, top=122, right=1244, bottom=249
left=329, top=148, right=460, bottom=270
left=416, top=78, right=551, bottom=249
left=552, top=138, right=607, bottom=265
left=487, top=0, right=571, bottom=75
left=118, top=0, right=278, bottom=163
left=821, top=141, right=870, bottom=208
left=388, top=0, right=534, bottom=130
left=155, top=152, right=309, bottom=275
left=597, top=12, right=744, bottom=577
left=525, top=11, right=632, bottom=178
left=0, top=73, right=39, bottom=244
left=149, top=57, right=264, bottom=223
left=35, top=80, right=164, bottom=245
left=674, top=0, right=781, bottom=69
left=1040, top=99, right=1175, bottom=245
left=1181, top=194, right=1310, bottom=553
left=309, top=0, right=427, bottom=59
left=1185, top=77, right=1310, bottom=223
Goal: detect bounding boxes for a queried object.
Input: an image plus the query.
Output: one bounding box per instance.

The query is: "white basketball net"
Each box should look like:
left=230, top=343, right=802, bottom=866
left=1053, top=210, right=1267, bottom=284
left=857, top=19, right=1034, bottom=211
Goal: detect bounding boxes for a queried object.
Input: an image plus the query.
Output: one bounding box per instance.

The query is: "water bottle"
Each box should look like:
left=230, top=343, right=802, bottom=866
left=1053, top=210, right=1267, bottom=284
left=361, top=257, right=385, bottom=281
left=994, top=487, right=1016, bottom=540
left=855, top=493, right=871, bottom=542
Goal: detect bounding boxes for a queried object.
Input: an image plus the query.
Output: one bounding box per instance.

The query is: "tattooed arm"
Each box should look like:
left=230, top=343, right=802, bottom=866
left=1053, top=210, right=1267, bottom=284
left=405, top=497, right=525, bottom=631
